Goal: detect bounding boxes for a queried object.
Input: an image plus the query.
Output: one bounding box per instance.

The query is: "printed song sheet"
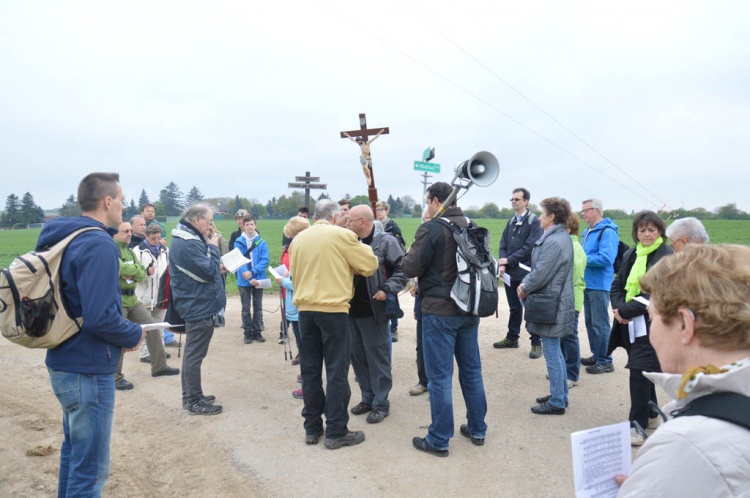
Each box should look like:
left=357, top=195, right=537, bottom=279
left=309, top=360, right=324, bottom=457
left=221, top=248, right=251, bottom=273
left=571, top=421, right=630, bottom=498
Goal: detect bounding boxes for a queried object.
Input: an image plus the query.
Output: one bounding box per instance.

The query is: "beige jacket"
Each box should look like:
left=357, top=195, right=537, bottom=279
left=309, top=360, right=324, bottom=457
left=618, top=360, right=750, bottom=497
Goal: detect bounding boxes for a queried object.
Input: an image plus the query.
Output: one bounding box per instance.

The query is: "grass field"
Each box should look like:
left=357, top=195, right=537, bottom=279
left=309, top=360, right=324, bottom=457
left=2, top=218, right=749, bottom=296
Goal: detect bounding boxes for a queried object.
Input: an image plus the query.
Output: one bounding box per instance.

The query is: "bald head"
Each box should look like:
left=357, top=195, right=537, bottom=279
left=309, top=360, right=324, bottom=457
left=348, top=205, right=374, bottom=238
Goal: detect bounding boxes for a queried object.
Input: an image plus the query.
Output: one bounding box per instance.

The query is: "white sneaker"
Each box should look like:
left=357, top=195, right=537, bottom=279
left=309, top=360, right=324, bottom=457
left=631, top=427, right=646, bottom=446
left=648, top=416, right=661, bottom=430
left=567, top=379, right=579, bottom=388
left=409, top=384, right=428, bottom=396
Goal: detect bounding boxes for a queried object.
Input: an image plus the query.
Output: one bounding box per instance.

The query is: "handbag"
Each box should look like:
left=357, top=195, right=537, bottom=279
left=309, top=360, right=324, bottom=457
left=524, top=292, right=559, bottom=324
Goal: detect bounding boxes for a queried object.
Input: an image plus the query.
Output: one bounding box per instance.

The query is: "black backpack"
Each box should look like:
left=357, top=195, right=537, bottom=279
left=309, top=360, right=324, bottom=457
left=439, top=218, right=499, bottom=318
left=597, top=226, right=629, bottom=274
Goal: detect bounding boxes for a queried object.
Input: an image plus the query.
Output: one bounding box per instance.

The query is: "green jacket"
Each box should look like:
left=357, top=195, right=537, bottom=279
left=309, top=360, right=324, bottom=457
left=571, top=235, right=587, bottom=312
left=116, top=239, right=147, bottom=308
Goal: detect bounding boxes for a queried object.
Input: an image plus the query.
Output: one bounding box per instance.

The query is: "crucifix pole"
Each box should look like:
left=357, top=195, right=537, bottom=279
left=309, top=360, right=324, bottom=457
left=340, top=113, right=390, bottom=215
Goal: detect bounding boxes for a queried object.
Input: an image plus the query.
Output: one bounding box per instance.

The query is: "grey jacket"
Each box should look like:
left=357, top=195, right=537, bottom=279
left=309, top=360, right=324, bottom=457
left=362, top=225, right=408, bottom=324
left=521, top=224, right=575, bottom=338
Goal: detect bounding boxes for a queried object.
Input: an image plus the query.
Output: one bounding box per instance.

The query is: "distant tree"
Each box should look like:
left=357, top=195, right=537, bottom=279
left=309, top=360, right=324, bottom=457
left=266, top=198, right=275, bottom=218
left=227, top=196, right=251, bottom=216
left=478, top=202, right=501, bottom=219
left=2, top=194, right=21, bottom=227
left=411, top=204, right=422, bottom=218
left=317, top=192, right=330, bottom=201
left=158, top=182, right=184, bottom=216
left=401, top=195, right=416, bottom=210
left=59, top=194, right=82, bottom=217
left=138, top=189, right=150, bottom=209
left=498, top=207, right=516, bottom=219
left=603, top=209, right=630, bottom=220
left=391, top=197, right=404, bottom=217
left=185, top=186, right=204, bottom=206
left=273, top=192, right=306, bottom=218
left=715, top=203, right=747, bottom=220
left=20, top=192, right=43, bottom=224
left=350, top=195, right=369, bottom=207
left=682, top=207, right=713, bottom=219
left=153, top=201, right=166, bottom=216
left=250, top=203, right=266, bottom=219
left=123, top=199, right=138, bottom=220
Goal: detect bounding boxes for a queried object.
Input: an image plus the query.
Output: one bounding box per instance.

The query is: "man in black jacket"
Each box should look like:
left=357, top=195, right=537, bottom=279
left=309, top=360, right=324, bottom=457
left=403, top=182, right=487, bottom=457
left=494, top=188, right=543, bottom=358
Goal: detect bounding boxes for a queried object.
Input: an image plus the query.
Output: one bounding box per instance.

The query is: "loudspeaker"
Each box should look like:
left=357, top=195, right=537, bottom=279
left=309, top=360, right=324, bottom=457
left=455, top=151, right=499, bottom=187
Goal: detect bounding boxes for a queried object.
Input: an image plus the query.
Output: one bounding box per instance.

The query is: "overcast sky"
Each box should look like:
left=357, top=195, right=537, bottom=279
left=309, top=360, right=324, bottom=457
left=2, top=1, right=748, bottom=214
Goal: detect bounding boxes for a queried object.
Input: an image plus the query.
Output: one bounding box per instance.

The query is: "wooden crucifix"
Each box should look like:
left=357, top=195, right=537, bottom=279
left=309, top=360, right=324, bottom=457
left=340, top=113, right=389, bottom=214
left=288, top=171, right=327, bottom=210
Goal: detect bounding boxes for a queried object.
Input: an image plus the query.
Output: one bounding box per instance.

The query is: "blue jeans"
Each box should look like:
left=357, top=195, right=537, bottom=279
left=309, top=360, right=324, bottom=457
left=584, top=289, right=613, bottom=366
left=560, top=311, right=581, bottom=382
left=422, top=314, right=487, bottom=450
left=541, top=336, right=568, bottom=408
left=48, top=369, right=115, bottom=498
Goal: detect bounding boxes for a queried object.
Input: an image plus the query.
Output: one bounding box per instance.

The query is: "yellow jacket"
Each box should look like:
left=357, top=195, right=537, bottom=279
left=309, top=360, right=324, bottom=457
left=290, top=220, right=378, bottom=313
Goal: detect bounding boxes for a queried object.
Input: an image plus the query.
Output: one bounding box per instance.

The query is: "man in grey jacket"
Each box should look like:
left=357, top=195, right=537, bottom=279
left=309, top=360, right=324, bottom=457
left=346, top=205, right=408, bottom=424
left=169, top=203, right=227, bottom=415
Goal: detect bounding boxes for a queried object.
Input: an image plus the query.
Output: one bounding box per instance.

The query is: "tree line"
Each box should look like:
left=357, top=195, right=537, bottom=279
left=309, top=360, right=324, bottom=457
left=2, top=181, right=749, bottom=228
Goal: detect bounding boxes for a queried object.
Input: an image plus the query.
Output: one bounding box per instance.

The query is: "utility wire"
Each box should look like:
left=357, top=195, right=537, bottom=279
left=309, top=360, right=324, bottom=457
left=395, top=1, right=671, bottom=209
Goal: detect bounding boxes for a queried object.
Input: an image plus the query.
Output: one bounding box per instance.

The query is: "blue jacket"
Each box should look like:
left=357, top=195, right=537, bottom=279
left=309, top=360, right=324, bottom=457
left=234, top=233, right=269, bottom=286
left=169, top=221, right=226, bottom=322
left=37, top=216, right=143, bottom=374
left=281, top=277, right=298, bottom=322
left=581, top=218, right=619, bottom=291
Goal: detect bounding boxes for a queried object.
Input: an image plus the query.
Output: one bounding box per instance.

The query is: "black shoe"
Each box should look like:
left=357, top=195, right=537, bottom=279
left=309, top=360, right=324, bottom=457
left=140, top=356, right=151, bottom=363
left=391, top=329, right=398, bottom=342
left=529, top=345, right=543, bottom=359
left=324, top=431, right=365, bottom=449
left=459, top=424, right=484, bottom=446
left=152, top=366, right=180, bottom=377
left=254, top=335, right=266, bottom=343
left=182, top=395, right=216, bottom=409
left=531, top=401, right=566, bottom=415
left=580, top=356, right=597, bottom=366
left=535, top=395, right=569, bottom=407
left=351, top=402, right=372, bottom=415
left=187, top=399, right=222, bottom=416
left=243, top=336, right=252, bottom=344
left=166, top=352, right=171, bottom=359
left=412, top=437, right=449, bottom=457
left=306, top=430, right=324, bottom=445
left=586, top=363, right=615, bottom=375
left=493, top=338, right=519, bottom=349
left=366, top=408, right=389, bottom=424
left=115, top=378, right=134, bottom=391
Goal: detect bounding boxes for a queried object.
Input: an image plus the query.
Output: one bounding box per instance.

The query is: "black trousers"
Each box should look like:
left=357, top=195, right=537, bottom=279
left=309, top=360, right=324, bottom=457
left=504, top=279, right=540, bottom=345
left=629, top=368, right=658, bottom=429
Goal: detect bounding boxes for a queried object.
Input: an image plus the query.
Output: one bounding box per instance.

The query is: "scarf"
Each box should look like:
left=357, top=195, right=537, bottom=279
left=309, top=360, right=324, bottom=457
left=144, top=240, right=161, bottom=259
left=625, top=236, right=663, bottom=301
left=677, top=357, right=750, bottom=399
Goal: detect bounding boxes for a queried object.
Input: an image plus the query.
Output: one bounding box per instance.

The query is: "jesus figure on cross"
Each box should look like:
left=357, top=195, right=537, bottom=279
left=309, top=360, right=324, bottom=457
left=343, top=129, right=385, bottom=187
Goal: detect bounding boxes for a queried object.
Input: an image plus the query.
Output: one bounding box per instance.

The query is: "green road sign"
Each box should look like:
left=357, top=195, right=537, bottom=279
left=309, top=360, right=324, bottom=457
left=422, top=147, right=435, bottom=161
left=414, top=161, right=440, bottom=173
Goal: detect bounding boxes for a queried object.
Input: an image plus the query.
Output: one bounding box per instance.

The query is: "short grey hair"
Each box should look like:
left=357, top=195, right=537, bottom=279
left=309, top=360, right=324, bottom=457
left=130, top=215, right=145, bottom=225
left=583, top=198, right=603, bottom=213
left=183, top=203, right=213, bottom=223
left=145, top=224, right=163, bottom=236
left=666, top=217, right=710, bottom=244
left=314, top=199, right=340, bottom=222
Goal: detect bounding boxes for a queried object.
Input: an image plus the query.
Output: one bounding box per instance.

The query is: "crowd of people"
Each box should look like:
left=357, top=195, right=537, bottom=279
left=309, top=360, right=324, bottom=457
left=35, top=171, right=748, bottom=497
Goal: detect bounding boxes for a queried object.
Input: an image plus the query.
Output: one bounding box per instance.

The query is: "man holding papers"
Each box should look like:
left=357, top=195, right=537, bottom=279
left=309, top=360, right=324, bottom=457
left=494, top=187, right=543, bottom=358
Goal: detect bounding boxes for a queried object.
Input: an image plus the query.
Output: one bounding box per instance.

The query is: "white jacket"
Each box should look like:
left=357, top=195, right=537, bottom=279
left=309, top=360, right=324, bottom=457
left=133, top=243, right=169, bottom=310
left=618, top=360, right=750, bottom=497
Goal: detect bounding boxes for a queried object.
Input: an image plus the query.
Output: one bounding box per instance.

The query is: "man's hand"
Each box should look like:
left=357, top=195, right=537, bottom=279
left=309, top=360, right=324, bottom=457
left=275, top=277, right=283, bottom=285
left=499, top=264, right=507, bottom=276
left=220, top=263, right=228, bottom=275
left=126, top=327, right=148, bottom=352
left=613, top=309, right=630, bottom=324
left=147, top=266, right=156, bottom=276
left=250, top=279, right=259, bottom=288
left=498, top=258, right=509, bottom=266
left=372, top=290, right=387, bottom=301
left=517, top=283, right=527, bottom=300
left=207, top=233, right=219, bottom=247
left=242, top=271, right=252, bottom=280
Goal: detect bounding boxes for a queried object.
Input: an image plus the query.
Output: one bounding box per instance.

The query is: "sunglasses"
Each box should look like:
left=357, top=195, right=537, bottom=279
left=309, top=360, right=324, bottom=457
left=510, top=198, right=524, bottom=202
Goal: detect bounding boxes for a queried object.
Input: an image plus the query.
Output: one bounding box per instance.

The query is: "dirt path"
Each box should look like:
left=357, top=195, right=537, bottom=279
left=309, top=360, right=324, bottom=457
left=0, top=293, right=640, bottom=497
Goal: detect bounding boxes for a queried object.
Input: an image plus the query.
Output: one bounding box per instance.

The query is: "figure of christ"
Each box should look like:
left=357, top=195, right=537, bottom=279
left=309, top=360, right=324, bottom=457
left=343, top=129, right=385, bottom=187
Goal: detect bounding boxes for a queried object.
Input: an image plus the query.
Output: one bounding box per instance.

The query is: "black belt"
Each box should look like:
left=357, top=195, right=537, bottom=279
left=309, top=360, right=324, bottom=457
left=120, top=289, right=135, bottom=296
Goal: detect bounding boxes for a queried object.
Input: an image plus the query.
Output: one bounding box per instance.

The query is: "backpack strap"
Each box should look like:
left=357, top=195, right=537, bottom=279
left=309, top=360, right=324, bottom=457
left=670, top=392, right=750, bottom=430
left=597, top=224, right=615, bottom=242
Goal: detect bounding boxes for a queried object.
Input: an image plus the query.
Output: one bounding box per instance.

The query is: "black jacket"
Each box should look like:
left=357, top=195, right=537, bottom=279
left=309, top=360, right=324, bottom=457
left=498, top=211, right=542, bottom=282
left=403, top=207, right=465, bottom=316
left=383, top=219, right=406, bottom=249
left=608, top=242, right=673, bottom=371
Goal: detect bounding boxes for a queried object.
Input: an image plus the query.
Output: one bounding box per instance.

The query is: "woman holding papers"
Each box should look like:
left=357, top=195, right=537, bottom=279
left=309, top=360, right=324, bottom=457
left=616, top=244, right=750, bottom=497
left=608, top=211, right=672, bottom=446
left=518, top=197, right=575, bottom=415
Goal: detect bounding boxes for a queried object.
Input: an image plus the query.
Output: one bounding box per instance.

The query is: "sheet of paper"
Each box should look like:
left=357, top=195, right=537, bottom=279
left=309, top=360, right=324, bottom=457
left=571, top=421, right=631, bottom=498
left=502, top=273, right=512, bottom=287
left=518, top=263, right=531, bottom=272
left=628, top=315, right=648, bottom=343
left=256, top=278, right=273, bottom=289
left=221, top=248, right=251, bottom=273
left=141, top=322, right=184, bottom=331
left=268, top=264, right=288, bottom=280
left=632, top=296, right=650, bottom=306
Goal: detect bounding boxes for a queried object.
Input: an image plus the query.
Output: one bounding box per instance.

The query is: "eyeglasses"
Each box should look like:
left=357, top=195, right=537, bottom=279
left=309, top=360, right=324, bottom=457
left=347, top=218, right=364, bottom=224
left=510, top=198, right=524, bottom=202
left=581, top=207, right=595, bottom=214
left=669, top=237, right=687, bottom=249
left=121, top=229, right=133, bottom=233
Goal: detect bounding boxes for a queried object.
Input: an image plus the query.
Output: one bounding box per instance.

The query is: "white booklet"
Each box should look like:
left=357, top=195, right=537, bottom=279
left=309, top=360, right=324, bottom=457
left=141, top=322, right=184, bottom=331
left=256, top=278, right=273, bottom=289
left=571, top=421, right=631, bottom=498
left=221, top=248, right=251, bottom=273
left=267, top=264, right=288, bottom=280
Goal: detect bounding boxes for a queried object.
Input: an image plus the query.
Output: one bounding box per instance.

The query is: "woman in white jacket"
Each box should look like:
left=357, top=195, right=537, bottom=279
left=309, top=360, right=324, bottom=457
left=617, top=244, right=750, bottom=497
left=134, top=224, right=171, bottom=358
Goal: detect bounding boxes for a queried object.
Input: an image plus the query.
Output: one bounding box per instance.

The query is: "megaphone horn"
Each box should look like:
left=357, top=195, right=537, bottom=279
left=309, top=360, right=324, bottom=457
left=455, top=151, right=499, bottom=187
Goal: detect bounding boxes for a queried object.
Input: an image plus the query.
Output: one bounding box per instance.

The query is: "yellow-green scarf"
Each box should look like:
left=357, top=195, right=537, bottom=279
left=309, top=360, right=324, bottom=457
left=625, top=237, right=663, bottom=301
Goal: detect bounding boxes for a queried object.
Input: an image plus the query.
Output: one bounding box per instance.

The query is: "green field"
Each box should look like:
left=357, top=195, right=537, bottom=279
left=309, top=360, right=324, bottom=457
left=2, top=218, right=749, bottom=296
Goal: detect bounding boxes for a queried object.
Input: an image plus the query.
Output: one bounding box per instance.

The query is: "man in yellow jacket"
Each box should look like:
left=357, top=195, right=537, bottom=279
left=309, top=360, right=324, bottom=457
left=290, top=200, right=378, bottom=449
